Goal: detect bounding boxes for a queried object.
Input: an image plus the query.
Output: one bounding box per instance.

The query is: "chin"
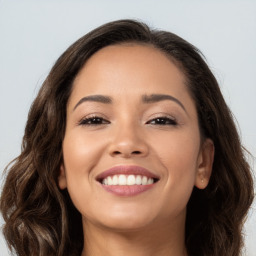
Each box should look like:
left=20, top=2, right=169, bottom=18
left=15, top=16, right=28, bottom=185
left=100, top=218, right=155, bottom=232
left=84, top=207, right=158, bottom=232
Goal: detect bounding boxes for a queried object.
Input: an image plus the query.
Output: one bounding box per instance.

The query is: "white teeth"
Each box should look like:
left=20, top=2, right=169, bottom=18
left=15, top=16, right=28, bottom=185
left=147, top=178, right=154, bottom=185
left=127, top=175, right=136, bottom=185
left=135, top=175, right=142, bottom=185
left=119, top=175, right=126, bottom=185
left=142, top=176, right=148, bottom=185
left=107, top=176, right=113, bottom=185
left=102, top=175, right=155, bottom=186
left=112, top=175, right=118, bottom=185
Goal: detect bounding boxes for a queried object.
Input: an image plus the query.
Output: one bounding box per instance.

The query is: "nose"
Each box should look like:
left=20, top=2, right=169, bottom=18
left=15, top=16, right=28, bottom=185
left=108, top=125, right=149, bottom=158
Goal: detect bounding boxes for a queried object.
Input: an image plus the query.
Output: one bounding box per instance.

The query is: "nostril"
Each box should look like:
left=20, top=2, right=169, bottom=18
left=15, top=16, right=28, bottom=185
left=132, top=151, right=141, bottom=155
left=113, top=151, right=121, bottom=155
left=110, top=150, right=144, bottom=157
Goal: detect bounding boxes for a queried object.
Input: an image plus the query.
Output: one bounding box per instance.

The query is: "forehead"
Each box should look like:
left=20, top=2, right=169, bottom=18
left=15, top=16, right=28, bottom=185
left=69, top=43, right=191, bottom=106
left=85, top=43, right=175, bottom=66
left=77, top=43, right=185, bottom=82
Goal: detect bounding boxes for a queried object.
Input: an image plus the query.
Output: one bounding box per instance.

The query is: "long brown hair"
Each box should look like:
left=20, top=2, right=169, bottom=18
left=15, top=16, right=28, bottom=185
left=0, top=19, right=254, bottom=256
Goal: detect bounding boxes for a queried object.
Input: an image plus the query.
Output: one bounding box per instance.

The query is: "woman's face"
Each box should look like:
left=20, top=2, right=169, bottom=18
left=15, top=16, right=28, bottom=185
left=59, top=44, right=213, bottom=232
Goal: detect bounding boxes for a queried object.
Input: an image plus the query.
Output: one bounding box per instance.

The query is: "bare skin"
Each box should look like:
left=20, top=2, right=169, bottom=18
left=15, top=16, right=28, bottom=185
left=82, top=217, right=188, bottom=256
left=58, top=44, right=214, bottom=256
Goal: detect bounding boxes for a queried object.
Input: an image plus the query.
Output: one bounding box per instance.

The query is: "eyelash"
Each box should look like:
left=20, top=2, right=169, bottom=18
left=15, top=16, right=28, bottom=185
left=78, top=115, right=177, bottom=126
left=146, top=116, right=177, bottom=126
left=78, top=116, right=110, bottom=126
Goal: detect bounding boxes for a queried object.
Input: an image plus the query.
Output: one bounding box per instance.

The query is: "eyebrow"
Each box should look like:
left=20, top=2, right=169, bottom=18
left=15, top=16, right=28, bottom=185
left=73, top=93, right=186, bottom=113
left=142, top=94, right=187, bottom=113
left=73, top=95, right=112, bottom=111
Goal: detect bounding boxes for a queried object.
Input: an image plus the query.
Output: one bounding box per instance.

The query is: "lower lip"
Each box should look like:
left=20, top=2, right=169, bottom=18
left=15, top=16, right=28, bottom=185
left=100, top=184, right=155, bottom=196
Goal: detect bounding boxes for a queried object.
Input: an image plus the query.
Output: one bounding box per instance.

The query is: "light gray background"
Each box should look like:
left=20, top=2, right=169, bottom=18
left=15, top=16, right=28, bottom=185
left=0, top=0, right=255, bottom=255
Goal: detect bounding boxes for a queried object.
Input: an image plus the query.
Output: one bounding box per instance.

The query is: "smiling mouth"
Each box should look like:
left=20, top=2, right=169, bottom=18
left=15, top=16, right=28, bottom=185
left=100, top=174, right=159, bottom=186
left=96, top=165, right=159, bottom=196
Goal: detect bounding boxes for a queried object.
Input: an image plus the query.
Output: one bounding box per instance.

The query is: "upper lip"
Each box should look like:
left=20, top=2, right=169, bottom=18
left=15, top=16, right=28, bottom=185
left=96, top=165, right=160, bottom=182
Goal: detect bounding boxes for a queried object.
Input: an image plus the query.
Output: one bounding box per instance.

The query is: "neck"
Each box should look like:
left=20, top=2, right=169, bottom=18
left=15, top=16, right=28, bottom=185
left=81, top=215, right=188, bottom=256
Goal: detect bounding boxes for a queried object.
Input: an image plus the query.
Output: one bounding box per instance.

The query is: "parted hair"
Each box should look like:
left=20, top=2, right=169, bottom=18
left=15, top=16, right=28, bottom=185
left=0, top=19, right=254, bottom=256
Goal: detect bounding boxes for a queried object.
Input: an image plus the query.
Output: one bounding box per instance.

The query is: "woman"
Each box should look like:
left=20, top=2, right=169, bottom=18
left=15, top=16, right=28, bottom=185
left=0, top=19, right=254, bottom=256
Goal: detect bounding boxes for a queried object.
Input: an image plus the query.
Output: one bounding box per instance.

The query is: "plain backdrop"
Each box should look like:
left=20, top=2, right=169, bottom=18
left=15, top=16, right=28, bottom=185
left=0, top=0, right=255, bottom=255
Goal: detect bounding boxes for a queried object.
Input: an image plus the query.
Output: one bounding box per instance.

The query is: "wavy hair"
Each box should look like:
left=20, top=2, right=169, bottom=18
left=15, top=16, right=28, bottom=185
left=0, top=19, right=254, bottom=256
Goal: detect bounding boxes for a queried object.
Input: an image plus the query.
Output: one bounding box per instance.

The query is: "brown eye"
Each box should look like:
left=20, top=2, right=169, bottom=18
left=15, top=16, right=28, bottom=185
left=147, top=117, right=177, bottom=126
left=79, top=116, right=110, bottom=126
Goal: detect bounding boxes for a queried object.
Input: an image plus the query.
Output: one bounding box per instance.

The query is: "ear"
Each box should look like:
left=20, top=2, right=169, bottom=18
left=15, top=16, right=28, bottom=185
left=195, top=138, right=214, bottom=190
left=58, top=163, right=67, bottom=190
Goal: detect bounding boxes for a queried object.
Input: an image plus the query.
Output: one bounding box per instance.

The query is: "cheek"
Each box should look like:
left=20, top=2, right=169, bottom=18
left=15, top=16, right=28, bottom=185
left=62, top=131, right=106, bottom=199
left=151, top=128, right=200, bottom=171
left=61, top=131, right=108, bottom=216
left=62, top=130, right=106, bottom=174
left=149, top=130, right=200, bottom=210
